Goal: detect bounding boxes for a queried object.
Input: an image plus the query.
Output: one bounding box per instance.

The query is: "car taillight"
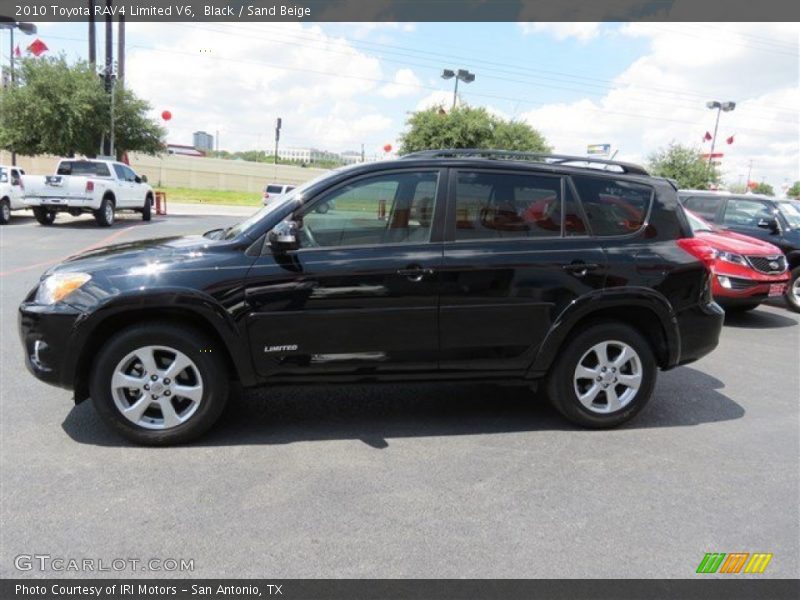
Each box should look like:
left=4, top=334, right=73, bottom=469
left=263, top=192, right=269, bottom=199
left=677, top=238, right=718, bottom=272
left=85, top=180, right=94, bottom=193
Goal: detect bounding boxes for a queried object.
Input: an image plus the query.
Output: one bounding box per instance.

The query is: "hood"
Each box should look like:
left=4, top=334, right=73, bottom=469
left=46, top=235, right=221, bottom=277
left=695, top=230, right=782, bottom=255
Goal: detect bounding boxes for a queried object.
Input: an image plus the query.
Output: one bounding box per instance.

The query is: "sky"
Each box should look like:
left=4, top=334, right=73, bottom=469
left=2, top=20, right=798, bottom=191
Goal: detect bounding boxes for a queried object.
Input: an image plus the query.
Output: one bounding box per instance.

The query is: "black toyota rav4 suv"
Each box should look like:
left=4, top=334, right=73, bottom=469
left=19, top=150, right=724, bottom=445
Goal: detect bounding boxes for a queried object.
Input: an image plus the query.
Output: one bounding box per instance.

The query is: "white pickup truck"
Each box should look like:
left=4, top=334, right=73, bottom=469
left=22, top=158, right=154, bottom=226
left=0, top=165, right=28, bottom=225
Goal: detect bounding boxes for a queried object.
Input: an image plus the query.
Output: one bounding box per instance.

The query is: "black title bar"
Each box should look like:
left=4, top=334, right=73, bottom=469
left=1, top=0, right=800, bottom=22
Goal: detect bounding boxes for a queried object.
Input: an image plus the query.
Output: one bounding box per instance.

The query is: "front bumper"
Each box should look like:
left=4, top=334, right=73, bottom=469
left=712, top=272, right=789, bottom=303
left=18, top=301, right=82, bottom=390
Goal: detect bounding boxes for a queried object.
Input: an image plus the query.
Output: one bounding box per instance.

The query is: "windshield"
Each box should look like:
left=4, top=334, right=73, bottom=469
left=684, top=209, right=713, bottom=233
left=220, top=169, right=341, bottom=240
left=777, top=201, right=800, bottom=229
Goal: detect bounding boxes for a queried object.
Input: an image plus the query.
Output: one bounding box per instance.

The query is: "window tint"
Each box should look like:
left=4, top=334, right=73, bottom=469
left=298, top=171, right=438, bottom=248
left=122, top=166, right=137, bottom=182
left=572, top=176, right=652, bottom=236
left=722, top=198, right=774, bottom=228
left=57, top=161, right=111, bottom=177
left=564, top=183, right=587, bottom=236
left=113, top=164, right=127, bottom=180
left=266, top=185, right=284, bottom=194
left=682, top=196, right=721, bottom=221
left=454, top=171, right=562, bottom=240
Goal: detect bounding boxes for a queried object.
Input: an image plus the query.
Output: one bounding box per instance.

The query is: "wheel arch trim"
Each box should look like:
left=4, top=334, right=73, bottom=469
left=527, top=287, right=680, bottom=377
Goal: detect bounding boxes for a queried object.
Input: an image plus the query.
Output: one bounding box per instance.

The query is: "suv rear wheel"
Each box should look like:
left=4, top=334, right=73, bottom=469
left=89, top=323, right=229, bottom=445
left=0, top=197, right=10, bottom=224
left=546, top=322, right=656, bottom=428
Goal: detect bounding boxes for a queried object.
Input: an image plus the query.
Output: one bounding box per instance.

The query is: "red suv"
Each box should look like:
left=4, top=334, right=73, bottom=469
left=684, top=209, right=789, bottom=312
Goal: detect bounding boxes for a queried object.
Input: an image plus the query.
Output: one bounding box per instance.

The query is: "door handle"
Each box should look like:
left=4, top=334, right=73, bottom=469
left=397, top=266, right=435, bottom=282
left=562, top=262, right=600, bottom=277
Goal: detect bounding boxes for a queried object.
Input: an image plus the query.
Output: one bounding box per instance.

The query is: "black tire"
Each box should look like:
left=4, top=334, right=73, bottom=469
left=724, top=303, right=760, bottom=313
left=94, top=196, right=115, bottom=227
left=545, top=322, right=656, bottom=428
left=142, top=195, right=152, bottom=221
left=33, top=207, right=56, bottom=225
left=89, top=322, right=229, bottom=445
left=786, top=267, right=800, bottom=313
left=315, top=202, right=330, bottom=214
left=0, top=197, right=10, bottom=224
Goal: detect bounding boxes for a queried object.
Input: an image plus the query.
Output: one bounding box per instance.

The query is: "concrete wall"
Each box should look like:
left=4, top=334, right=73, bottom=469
left=0, top=152, right=329, bottom=193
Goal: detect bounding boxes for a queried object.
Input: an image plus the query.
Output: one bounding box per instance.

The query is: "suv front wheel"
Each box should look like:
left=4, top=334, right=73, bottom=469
left=546, top=322, right=656, bottom=428
left=89, top=322, right=229, bottom=445
left=786, top=266, right=800, bottom=313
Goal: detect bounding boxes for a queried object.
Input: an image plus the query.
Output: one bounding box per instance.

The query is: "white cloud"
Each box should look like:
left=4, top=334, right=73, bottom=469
left=520, top=23, right=800, bottom=190
left=519, top=23, right=602, bottom=43
left=125, top=23, right=398, bottom=153
left=379, top=68, right=422, bottom=98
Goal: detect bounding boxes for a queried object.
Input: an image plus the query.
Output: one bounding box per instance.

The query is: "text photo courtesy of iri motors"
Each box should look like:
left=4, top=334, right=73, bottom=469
left=0, top=1, right=798, bottom=599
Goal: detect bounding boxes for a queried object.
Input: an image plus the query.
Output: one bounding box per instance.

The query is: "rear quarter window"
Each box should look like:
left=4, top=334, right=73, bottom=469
left=266, top=185, right=284, bottom=194
left=571, top=176, right=653, bottom=236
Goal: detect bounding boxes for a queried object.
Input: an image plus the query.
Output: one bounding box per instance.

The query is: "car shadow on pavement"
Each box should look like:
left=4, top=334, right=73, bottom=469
left=723, top=308, right=798, bottom=329
left=62, top=366, right=744, bottom=449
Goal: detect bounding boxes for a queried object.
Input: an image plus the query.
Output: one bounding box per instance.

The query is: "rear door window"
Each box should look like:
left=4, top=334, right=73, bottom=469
left=453, top=171, right=562, bottom=240
left=682, top=195, right=721, bottom=221
left=571, top=176, right=653, bottom=236
left=266, top=185, right=284, bottom=194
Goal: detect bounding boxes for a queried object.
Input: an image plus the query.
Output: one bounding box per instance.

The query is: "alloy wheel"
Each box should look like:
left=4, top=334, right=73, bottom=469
left=573, top=340, right=642, bottom=414
left=110, top=345, right=204, bottom=429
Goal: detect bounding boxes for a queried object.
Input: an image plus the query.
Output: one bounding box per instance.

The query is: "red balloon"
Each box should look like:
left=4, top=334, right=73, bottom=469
left=383, top=144, right=392, bottom=153
left=161, top=110, right=172, bottom=121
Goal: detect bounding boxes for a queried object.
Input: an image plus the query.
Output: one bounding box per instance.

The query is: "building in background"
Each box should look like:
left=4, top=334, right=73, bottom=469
left=193, top=131, right=215, bottom=152
left=278, top=147, right=342, bottom=164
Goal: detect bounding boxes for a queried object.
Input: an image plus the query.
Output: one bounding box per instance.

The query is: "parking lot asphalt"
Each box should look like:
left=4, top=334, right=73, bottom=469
left=1, top=210, right=798, bottom=579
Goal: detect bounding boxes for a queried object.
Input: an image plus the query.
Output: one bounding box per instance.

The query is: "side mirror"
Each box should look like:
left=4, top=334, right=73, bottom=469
left=757, top=217, right=779, bottom=233
left=268, top=220, right=300, bottom=253
left=141, top=175, right=148, bottom=183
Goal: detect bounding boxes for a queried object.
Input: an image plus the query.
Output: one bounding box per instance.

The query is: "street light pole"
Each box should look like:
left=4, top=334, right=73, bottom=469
left=705, top=100, right=736, bottom=171
left=441, top=68, right=475, bottom=110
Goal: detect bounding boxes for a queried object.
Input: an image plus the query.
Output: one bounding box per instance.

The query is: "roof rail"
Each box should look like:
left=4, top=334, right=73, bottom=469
left=399, top=149, right=649, bottom=176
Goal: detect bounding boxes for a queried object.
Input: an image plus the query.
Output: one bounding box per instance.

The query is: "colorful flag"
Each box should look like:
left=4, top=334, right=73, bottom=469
left=14, top=44, right=21, bottom=58
left=726, top=134, right=735, bottom=145
left=703, top=131, right=713, bottom=141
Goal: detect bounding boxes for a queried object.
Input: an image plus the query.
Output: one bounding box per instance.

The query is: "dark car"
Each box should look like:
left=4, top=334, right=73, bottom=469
left=679, top=190, right=800, bottom=312
left=19, top=150, right=724, bottom=445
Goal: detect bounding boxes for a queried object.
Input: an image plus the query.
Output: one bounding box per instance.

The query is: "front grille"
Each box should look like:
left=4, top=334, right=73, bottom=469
left=746, top=255, right=787, bottom=274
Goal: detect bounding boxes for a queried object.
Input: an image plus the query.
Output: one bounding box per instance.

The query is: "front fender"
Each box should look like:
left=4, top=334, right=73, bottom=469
left=527, top=287, right=681, bottom=377
left=67, top=287, right=258, bottom=393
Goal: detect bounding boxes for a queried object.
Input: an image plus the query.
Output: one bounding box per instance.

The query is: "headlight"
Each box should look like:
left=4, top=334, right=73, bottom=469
left=35, top=272, right=92, bottom=304
left=717, top=250, right=747, bottom=266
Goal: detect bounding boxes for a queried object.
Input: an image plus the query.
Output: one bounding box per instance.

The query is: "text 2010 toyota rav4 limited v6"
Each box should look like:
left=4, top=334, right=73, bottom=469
left=19, top=150, right=724, bottom=445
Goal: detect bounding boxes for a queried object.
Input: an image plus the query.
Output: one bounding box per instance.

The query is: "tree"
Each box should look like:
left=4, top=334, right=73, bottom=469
left=398, top=106, right=550, bottom=154
left=751, top=182, right=775, bottom=196
left=786, top=181, right=800, bottom=199
left=0, top=55, right=164, bottom=158
left=647, top=143, right=720, bottom=190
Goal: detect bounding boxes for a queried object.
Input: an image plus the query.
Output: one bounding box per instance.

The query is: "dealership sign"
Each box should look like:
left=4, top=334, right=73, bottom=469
left=587, top=144, right=611, bottom=156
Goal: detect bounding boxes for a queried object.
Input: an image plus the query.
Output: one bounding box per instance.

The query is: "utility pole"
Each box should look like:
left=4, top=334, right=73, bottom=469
left=88, top=0, right=96, bottom=65
left=705, top=100, right=735, bottom=170
left=441, top=69, right=475, bottom=110
left=274, top=117, right=282, bottom=164
left=9, top=27, right=15, bottom=166
left=117, top=13, right=124, bottom=86
left=361, top=143, right=365, bottom=163
left=102, top=0, right=113, bottom=157
left=746, top=160, right=753, bottom=192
